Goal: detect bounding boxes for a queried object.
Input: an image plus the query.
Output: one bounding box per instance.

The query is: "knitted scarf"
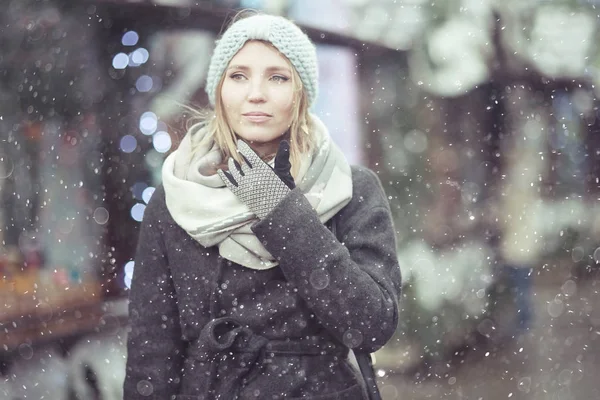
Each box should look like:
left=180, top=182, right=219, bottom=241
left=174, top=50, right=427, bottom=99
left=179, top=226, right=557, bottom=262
left=162, top=114, right=353, bottom=270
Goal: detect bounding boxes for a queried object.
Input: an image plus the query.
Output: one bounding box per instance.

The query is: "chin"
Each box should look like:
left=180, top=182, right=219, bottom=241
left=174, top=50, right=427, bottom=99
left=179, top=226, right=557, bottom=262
left=237, top=129, right=280, bottom=144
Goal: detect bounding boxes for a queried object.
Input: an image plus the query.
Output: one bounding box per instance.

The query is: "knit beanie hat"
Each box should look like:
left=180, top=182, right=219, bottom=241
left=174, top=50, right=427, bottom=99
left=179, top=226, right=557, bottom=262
left=205, top=14, right=318, bottom=107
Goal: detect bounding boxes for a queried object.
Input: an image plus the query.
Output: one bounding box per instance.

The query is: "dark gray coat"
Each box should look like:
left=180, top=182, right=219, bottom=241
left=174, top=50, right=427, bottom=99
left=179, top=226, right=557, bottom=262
left=123, top=165, right=402, bottom=400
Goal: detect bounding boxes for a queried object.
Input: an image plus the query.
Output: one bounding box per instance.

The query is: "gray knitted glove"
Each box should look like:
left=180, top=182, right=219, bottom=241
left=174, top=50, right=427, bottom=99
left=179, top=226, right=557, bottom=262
left=217, top=140, right=292, bottom=219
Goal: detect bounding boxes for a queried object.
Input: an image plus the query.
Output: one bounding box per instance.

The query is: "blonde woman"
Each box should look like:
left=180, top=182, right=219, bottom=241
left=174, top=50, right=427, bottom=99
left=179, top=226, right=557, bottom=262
left=124, top=11, right=401, bottom=400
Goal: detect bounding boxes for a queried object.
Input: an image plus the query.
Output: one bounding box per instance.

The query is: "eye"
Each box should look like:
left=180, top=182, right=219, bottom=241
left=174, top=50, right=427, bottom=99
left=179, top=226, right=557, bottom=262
left=229, top=73, right=246, bottom=81
left=271, top=75, right=289, bottom=83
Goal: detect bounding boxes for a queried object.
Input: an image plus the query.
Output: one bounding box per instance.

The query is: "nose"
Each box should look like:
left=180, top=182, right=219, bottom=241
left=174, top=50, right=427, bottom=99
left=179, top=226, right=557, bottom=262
left=247, top=79, right=266, bottom=103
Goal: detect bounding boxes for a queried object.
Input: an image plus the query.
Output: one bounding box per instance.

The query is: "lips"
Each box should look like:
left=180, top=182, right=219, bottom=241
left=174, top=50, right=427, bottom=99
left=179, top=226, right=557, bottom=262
left=243, top=112, right=272, bottom=116
left=243, top=112, right=272, bottom=123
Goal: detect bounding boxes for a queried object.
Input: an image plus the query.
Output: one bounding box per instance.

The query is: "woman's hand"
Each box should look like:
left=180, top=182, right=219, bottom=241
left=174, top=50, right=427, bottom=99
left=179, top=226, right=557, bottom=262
left=218, top=140, right=295, bottom=219
left=272, top=140, right=295, bottom=190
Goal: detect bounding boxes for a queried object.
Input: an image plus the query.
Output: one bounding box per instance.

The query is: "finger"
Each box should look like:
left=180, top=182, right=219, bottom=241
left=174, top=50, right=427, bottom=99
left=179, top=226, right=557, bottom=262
left=240, top=153, right=253, bottom=169
left=227, top=157, right=243, bottom=184
left=237, top=141, right=261, bottom=166
left=274, top=140, right=291, bottom=171
left=273, top=140, right=295, bottom=189
left=232, top=159, right=245, bottom=176
left=217, top=169, right=238, bottom=187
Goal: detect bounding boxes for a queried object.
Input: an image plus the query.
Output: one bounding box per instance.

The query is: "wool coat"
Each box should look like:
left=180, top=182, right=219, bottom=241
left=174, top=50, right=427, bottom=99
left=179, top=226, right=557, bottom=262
left=123, top=165, right=402, bottom=400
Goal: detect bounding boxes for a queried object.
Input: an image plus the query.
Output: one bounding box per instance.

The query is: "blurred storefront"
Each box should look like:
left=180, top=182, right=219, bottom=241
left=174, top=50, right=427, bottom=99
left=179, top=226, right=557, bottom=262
left=0, top=0, right=409, bottom=397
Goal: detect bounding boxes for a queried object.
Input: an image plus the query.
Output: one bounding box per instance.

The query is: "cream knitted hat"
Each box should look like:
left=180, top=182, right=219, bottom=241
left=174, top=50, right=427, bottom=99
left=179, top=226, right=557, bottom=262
left=205, top=14, right=318, bottom=107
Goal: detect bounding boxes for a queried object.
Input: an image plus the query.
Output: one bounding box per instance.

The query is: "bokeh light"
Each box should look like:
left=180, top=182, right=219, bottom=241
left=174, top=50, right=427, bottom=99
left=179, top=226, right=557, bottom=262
left=120, top=135, right=137, bottom=153
left=152, top=131, right=172, bottom=153
left=93, top=207, right=109, bottom=225
left=131, top=48, right=149, bottom=65
left=142, top=187, right=155, bottom=204
left=135, top=75, right=153, bottom=92
left=130, top=203, right=146, bottom=222
left=122, top=30, right=139, bottom=46
left=124, top=262, right=134, bottom=289
left=112, top=52, right=129, bottom=69
left=131, top=182, right=148, bottom=201
left=139, top=111, right=158, bottom=135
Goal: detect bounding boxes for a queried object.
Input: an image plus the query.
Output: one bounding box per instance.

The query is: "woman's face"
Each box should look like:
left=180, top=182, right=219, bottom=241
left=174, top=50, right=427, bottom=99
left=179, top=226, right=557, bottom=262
left=220, top=40, right=296, bottom=157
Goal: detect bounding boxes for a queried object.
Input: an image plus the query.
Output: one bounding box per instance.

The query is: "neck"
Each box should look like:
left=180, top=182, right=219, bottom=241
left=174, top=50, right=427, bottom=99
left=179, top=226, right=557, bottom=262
left=244, top=130, right=291, bottom=161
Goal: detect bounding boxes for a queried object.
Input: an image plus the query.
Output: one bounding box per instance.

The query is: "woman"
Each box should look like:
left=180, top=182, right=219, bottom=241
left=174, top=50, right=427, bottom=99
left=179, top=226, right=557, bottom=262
left=124, top=11, right=401, bottom=400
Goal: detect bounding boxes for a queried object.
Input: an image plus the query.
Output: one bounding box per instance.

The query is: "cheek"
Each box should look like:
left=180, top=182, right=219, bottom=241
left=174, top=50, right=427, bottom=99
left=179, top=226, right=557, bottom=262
left=272, top=87, right=295, bottom=115
left=220, top=83, right=242, bottom=110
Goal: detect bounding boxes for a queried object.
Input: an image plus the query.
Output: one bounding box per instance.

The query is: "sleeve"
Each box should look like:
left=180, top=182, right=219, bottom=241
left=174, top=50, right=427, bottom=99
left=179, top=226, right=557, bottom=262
left=251, top=169, right=402, bottom=353
left=123, top=195, right=184, bottom=400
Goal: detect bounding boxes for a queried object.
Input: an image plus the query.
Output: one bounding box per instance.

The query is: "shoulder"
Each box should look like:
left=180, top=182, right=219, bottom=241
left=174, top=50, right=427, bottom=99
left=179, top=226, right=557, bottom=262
left=141, top=185, right=170, bottom=225
left=349, top=165, right=385, bottom=194
left=336, top=165, right=389, bottom=222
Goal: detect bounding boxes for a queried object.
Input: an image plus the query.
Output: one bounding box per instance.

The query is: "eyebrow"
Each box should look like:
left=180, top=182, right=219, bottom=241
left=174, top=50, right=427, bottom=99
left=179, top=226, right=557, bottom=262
left=227, top=65, right=292, bottom=74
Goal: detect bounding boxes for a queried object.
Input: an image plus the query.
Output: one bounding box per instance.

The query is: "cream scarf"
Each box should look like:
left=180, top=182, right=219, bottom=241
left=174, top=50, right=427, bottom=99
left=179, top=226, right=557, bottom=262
left=162, top=114, right=353, bottom=270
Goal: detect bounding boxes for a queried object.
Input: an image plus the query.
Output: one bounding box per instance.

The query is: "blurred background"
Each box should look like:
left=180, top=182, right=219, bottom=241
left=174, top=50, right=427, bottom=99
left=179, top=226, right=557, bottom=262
left=1, top=0, right=600, bottom=399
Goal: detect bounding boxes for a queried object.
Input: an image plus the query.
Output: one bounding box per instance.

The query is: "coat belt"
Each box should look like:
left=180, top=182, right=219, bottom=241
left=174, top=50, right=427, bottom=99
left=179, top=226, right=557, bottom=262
left=187, top=317, right=347, bottom=399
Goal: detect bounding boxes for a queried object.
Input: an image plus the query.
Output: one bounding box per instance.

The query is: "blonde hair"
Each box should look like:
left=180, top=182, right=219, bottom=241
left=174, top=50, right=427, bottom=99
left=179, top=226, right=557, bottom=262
left=188, top=11, right=316, bottom=178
